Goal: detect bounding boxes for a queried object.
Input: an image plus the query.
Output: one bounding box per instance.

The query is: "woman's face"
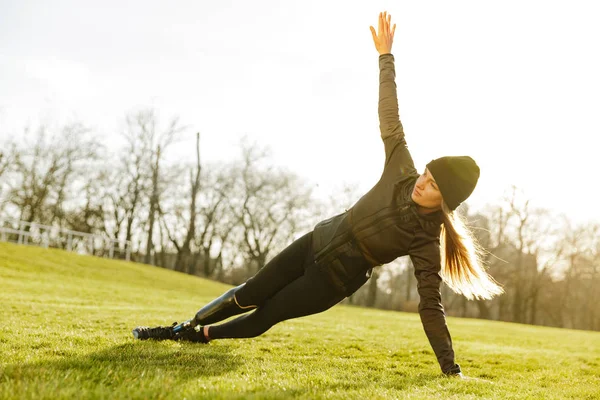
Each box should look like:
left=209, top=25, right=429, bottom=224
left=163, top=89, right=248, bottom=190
left=411, top=168, right=443, bottom=210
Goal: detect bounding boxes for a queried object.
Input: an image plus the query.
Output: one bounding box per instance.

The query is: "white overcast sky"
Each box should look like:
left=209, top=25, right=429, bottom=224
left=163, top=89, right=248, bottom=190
left=1, top=0, right=599, bottom=223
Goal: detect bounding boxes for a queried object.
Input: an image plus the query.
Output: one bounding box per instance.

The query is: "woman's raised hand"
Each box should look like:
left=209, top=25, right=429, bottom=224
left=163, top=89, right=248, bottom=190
left=370, top=11, right=396, bottom=55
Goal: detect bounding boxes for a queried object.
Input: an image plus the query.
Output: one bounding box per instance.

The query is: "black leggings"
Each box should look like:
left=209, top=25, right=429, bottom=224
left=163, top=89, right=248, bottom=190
left=209, top=232, right=346, bottom=340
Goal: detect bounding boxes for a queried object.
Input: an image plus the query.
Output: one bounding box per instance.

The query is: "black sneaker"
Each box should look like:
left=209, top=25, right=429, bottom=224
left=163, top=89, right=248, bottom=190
left=132, top=322, right=177, bottom=340
left=174, top=326, right=209, bottom=343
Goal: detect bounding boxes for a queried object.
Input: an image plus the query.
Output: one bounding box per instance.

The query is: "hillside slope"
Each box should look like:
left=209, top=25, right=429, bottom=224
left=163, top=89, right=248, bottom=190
left=1, top=242, right=599, bottom=399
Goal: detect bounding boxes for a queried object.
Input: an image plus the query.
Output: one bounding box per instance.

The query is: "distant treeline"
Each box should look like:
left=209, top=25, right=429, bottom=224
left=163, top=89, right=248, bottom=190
left=1, top=109, right=598, bottom=332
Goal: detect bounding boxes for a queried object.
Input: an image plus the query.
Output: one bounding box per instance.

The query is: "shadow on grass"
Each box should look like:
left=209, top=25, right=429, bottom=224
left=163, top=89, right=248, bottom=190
left=2, top=340, right=457, bottom=399
left=2, top=341, right=242, bottom=393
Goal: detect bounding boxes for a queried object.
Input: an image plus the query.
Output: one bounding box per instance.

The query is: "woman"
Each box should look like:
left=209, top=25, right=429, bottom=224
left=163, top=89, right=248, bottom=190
left=133, top=12, right=503, bottom=378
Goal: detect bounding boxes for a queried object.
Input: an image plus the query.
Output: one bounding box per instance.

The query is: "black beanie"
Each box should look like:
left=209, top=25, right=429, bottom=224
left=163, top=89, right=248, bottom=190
left=426, top=156, right=480, bottom=210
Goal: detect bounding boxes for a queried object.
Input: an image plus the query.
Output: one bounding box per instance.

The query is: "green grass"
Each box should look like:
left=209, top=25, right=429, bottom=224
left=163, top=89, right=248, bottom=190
left=1, top=242, right=599, bottom=399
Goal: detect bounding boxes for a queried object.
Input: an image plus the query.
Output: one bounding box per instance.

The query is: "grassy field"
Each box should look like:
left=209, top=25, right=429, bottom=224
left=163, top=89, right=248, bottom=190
left=1, top=242, right=599, bottom=399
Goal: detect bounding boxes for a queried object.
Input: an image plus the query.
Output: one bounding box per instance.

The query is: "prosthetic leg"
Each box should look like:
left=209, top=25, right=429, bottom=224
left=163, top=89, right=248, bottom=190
left=132, top=284, right=257, bottom=342
left=171, top=283, right=257, bottom=337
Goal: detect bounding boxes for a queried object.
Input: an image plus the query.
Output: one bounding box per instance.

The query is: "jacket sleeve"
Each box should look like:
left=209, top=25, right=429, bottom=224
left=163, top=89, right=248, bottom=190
left=410, top=242, right=462, bottom=375
left=378, top=54, right=417, bottom=178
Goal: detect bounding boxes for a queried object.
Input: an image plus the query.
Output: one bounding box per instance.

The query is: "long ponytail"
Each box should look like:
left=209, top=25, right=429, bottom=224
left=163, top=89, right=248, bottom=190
left=439, top=202, right=504, bottom=300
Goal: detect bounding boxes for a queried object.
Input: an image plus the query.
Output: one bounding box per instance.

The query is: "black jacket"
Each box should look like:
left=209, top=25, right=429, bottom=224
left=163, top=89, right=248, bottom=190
left=311, top=53, right=460, bottom=375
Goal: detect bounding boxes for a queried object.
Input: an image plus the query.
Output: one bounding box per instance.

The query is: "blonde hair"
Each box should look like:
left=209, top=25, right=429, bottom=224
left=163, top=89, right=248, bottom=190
left=439, top=202, right=504, bottom=300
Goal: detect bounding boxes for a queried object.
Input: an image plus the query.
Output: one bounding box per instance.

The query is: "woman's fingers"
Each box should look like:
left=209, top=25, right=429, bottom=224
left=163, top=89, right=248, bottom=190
left=383, top=11, right=392, bottom=36
left=378, top=11, right=392, bottom=37
left=370, top=25, right=379, bottom=47
left=372, top=11, right=395, bottom=53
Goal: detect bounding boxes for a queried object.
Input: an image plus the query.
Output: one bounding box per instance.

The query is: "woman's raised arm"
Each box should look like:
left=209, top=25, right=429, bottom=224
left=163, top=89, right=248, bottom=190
left=370, top=12, right=415, bottom=175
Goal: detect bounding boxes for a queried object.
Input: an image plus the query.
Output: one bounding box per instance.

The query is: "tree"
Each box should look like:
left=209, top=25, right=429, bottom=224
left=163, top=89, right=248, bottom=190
left=119, top=109, right=184, bottom=264
left=478, top=186, right=561, bottom=325
left=227, top=138, right=316, bottom=278
left=102, top=119, right=149, bottom=253
left=175, top=132, right=202, bottom=273
left=552, top=220, right=600, bottom=330
left=8, top=123, right=99, bottom=227
left=63, top=167, right=109, bottom=236
left=161, top=133, right=203, bottom=273
left=134, top=110, right=184, bottom=264
left=0, top=141, right=16, bottom=181
left=0, top=141, right=18, bottom=217
left=194, top=165, right=239, bottom=278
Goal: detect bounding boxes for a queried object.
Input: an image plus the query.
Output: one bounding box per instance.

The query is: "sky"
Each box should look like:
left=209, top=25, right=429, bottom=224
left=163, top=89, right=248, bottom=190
left=1, top=0, right=599, bottom=224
